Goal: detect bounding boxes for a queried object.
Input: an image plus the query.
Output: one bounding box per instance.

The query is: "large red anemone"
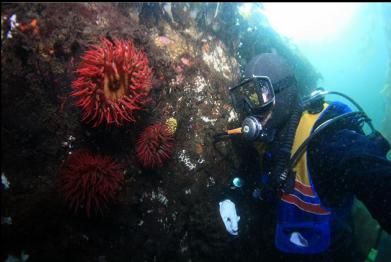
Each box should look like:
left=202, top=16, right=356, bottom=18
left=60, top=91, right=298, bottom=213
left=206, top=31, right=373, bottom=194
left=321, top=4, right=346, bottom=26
left=136, top=123, right=174, bottom=168
left=59, top=150, right=124, bottom=217
left=71, top=37, right=153, bottom=127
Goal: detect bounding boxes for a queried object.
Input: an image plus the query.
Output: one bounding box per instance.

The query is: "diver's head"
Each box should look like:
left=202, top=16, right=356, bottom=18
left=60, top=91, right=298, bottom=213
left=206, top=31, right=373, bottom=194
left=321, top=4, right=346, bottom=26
left=231, top=53, right=298, bottom=130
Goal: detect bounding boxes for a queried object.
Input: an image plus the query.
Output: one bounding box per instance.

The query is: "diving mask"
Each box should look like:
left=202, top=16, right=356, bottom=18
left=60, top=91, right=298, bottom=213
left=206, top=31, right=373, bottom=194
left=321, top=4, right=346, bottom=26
left=229, top=75, right=297, bottom=116
left=229, top=76, right=275, bottom=115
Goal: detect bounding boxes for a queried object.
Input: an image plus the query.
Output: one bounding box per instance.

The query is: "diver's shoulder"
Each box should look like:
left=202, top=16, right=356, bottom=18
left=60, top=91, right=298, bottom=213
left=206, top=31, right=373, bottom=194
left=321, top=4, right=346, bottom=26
left=325, top=100, right=352, bottom=113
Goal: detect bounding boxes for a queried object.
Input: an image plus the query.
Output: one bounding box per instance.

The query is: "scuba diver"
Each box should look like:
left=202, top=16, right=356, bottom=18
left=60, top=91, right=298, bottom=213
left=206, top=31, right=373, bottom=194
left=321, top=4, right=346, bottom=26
left=215, top=53, right=391, bottom=261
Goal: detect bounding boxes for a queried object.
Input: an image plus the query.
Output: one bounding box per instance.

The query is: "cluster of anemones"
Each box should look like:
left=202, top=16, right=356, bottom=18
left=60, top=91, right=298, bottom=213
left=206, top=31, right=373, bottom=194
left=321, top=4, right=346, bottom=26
left=71, top=37, right=153, bottom=127
left=62, top=38, right=178, bottom=217
left=59, top=150, right=124, bottom=217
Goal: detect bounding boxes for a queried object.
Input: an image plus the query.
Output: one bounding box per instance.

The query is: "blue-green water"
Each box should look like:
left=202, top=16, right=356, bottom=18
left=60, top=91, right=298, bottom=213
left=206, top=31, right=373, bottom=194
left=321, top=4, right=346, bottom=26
left=291, top=3, right=389, bottom=132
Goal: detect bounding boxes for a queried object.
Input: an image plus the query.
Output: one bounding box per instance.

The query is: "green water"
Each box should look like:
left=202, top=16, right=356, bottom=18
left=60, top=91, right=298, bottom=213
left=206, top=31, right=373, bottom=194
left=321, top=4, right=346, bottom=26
left=294, top=3, right=390, bottom=133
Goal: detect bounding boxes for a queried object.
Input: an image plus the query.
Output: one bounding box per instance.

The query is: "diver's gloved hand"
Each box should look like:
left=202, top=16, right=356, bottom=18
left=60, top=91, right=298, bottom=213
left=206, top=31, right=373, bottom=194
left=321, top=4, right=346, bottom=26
left=219, top=199, right=240, bottom=235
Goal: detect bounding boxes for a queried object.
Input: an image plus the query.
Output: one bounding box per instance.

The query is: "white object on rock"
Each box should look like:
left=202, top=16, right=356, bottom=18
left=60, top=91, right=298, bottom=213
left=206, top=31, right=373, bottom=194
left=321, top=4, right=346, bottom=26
left=219, top=199, right=240, bottom=236
left=2, top=173, right=10, bottom=189
left=289, top=232, right=309, bottom=247
left=7, top=14, right=19, bottom=39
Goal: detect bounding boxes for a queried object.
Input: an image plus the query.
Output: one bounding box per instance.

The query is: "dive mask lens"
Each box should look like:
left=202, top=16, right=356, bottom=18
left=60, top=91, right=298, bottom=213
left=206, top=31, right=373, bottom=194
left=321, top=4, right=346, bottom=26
left=260, top=84, right=273, bottom=105
left=229, top=76, right=275, bottom=114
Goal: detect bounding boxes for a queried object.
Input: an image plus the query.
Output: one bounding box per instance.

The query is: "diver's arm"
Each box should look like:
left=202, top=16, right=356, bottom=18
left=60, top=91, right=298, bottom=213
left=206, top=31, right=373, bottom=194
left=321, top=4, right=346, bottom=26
left=314, top=129, right=391, bottom=234
left=338, top=130, right=391, bottom=234
left=346, top=154, right=391, bottom=234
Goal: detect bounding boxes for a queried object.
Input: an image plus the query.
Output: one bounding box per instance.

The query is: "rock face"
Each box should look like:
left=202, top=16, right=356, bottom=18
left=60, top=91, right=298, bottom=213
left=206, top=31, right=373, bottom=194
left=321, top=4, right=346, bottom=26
left=1, top=3, right=321, bottom=261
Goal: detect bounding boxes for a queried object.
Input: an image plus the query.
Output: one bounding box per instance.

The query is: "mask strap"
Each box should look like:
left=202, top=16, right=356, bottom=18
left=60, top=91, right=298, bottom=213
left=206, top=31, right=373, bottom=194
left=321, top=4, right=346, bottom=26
left=273, top=76, right=296, bottom=93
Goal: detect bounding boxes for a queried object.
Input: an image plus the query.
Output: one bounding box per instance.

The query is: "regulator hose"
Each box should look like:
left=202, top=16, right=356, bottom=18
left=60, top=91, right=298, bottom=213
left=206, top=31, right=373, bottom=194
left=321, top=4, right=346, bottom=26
left=269, top=103, right=303, bottom=195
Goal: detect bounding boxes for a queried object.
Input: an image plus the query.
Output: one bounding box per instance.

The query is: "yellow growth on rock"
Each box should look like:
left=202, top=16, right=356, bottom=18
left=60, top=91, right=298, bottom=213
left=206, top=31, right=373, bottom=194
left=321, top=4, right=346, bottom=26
left=165, top=117, right=177, bottom=135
